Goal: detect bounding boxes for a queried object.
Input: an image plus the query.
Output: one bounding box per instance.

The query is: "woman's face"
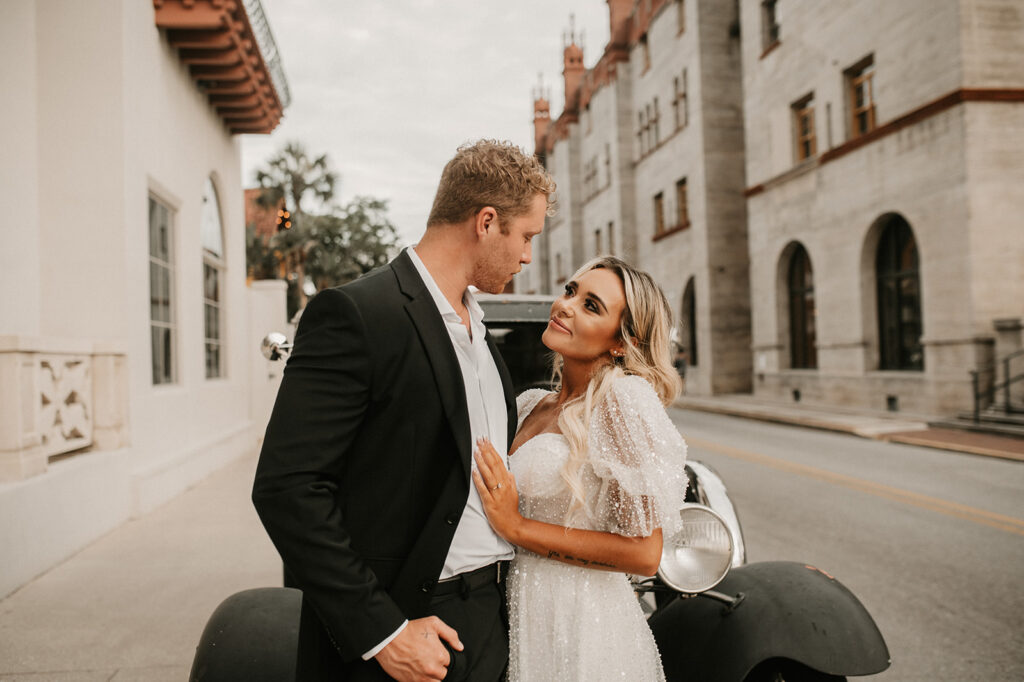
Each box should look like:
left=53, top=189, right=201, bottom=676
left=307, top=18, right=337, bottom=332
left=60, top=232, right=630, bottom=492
left=542, top=267, right=627, bottom=364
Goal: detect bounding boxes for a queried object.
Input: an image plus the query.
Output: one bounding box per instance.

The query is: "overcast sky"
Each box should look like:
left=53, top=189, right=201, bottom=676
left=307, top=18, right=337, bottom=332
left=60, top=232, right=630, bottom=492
left=240, top=0, right=610, bottom=247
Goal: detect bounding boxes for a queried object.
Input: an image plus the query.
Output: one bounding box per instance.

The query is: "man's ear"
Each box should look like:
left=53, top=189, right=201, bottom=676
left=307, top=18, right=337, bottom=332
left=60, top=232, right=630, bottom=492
left=475, top=206, right=498, bottom=238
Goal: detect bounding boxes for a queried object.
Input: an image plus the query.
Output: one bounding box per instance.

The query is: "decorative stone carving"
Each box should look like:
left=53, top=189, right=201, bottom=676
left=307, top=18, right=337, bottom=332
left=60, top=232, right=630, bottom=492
left=38, top=355, right=93, bottom=458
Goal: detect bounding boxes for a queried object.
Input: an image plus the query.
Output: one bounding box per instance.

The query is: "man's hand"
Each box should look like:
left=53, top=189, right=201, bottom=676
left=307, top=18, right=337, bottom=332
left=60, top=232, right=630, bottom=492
left=375, top=616, right=463, bottom=682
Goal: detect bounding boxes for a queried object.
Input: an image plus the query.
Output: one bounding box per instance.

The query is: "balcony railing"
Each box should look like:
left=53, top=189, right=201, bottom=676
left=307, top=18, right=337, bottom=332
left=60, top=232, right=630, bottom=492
left=242, top=0, right=292, bottom=109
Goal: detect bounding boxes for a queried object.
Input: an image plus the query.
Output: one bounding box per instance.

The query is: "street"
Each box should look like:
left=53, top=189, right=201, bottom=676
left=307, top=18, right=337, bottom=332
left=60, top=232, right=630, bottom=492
left=668, top=408, right=1024, bottom=681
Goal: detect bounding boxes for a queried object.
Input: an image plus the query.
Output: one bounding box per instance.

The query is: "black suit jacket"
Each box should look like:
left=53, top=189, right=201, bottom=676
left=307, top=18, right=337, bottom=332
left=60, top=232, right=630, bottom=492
left=252, top=250, right=517, bottom=662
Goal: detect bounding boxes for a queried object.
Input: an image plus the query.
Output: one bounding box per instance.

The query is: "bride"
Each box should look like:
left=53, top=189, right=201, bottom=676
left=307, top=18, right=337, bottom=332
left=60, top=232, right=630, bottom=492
left=473, top=256, right=688, bottom=681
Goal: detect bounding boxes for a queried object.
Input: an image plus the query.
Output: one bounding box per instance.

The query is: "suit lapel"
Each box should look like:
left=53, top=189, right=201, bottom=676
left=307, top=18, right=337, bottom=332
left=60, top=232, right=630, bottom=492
left=393, top=252, right=473, bottom=484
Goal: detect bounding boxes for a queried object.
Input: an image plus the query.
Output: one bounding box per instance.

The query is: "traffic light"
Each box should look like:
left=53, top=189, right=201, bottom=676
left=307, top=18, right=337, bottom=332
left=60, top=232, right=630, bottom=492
left=276, top=208, right=292, bottom=231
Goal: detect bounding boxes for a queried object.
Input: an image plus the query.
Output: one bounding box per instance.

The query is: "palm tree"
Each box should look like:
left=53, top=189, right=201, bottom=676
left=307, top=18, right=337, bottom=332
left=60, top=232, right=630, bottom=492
left=254, top=141, right=338, bottom=220
left=252, top=142, right=339, bottom=311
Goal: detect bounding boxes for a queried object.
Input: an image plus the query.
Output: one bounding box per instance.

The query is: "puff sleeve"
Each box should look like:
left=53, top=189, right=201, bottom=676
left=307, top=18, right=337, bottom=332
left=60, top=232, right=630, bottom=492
left=516, top=388, right=550, bottom=429
left=586, top=375, right=688, bottom=538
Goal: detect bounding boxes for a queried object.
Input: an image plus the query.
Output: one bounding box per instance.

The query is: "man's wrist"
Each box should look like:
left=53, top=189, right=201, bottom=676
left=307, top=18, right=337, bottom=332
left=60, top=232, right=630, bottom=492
left=362, top=620, right=408, bottom=660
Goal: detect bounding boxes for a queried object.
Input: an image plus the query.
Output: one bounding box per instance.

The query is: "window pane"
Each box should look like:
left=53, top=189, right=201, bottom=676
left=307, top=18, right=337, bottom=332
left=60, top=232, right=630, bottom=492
left=206, top=342, right=221, bottom=379
left=200, top=177, right=224, bottom=258
left=149, top=199, right=160, bottom=259
left=158, top=267, right=171, bottom=322
left=150, top=262, right=160, bottom=321
left=151, top=326, right=162, bottom=384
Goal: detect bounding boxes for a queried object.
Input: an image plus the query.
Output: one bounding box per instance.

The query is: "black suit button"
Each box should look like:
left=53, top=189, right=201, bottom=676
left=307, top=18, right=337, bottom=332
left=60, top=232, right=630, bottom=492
left=420, top=580, right=435, bottom=593
left=445, top=512, right=460, bottom=525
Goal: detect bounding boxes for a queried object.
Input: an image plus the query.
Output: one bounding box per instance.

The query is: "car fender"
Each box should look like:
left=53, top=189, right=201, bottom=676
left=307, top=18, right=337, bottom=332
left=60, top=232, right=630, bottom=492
left=190, top=587, right=302, bottom=682
left=649, top=561, right=890, bottom=682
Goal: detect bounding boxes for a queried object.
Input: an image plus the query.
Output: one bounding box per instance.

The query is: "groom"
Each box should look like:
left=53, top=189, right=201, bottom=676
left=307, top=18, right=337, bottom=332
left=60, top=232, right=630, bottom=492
left=253, top=140, right=554, bottom=681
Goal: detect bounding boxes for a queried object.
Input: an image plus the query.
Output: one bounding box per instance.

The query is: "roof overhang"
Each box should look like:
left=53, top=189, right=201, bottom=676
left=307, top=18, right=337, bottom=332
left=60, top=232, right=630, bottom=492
left=153, top=0, right=291, bottom=134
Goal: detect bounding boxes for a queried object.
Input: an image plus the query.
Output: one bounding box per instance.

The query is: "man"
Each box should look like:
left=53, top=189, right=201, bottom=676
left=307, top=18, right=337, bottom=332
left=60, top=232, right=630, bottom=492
left=253, top=139, right=555, bottom=681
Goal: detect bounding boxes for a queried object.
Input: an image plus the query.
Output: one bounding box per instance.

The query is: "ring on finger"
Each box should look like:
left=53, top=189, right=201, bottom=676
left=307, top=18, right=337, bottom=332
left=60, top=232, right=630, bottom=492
left=491, top=483, right=502, bottom=491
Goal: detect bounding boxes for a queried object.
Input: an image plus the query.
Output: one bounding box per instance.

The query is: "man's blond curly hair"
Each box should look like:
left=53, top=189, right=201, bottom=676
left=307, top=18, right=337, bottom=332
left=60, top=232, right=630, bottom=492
left=427, top=139, right=556, bottom=233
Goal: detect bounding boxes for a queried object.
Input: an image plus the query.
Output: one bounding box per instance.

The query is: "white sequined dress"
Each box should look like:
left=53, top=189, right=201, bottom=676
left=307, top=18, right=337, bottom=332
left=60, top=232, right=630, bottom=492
left=507, top=375, right=688, bottom=682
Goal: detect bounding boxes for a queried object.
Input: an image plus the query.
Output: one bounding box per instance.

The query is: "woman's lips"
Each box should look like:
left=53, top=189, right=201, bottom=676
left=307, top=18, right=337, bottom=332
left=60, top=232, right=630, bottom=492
left=548, top=317, right=571, bottom=334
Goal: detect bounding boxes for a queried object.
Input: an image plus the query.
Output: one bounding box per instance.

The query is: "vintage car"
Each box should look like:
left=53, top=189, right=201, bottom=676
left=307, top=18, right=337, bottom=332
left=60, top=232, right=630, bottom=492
left=190, top=295, right=890, bottom=681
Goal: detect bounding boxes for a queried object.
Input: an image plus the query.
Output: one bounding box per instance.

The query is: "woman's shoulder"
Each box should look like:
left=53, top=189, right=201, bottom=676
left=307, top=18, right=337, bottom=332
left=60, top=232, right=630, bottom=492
left=516, top=387, right=552, bottom=414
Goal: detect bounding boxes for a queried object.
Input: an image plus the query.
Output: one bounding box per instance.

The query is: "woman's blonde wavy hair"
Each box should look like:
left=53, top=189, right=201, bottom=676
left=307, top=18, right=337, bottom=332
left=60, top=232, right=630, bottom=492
left=551, top=256, right=682, bottom=523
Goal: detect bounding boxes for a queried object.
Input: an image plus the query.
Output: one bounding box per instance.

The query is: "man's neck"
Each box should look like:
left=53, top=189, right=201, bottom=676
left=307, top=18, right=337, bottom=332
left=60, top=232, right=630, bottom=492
left=412, top=242, right=471, bottom=322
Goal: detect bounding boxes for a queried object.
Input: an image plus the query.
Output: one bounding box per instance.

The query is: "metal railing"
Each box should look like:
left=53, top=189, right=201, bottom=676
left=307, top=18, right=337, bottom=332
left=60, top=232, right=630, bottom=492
left=242, top=0, right=292, bottom=109
left=970, top=348, right=1024, bottom=422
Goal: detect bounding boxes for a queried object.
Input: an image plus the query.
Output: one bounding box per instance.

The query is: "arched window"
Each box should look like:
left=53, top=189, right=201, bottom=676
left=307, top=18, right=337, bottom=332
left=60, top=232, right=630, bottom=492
left=682, top=277, right=697, bottom=366
left=201, top=177, right=225, bottom=378
left=788, top=244, right=817, bottom=368
left=876, top=215, right=922, bottom=370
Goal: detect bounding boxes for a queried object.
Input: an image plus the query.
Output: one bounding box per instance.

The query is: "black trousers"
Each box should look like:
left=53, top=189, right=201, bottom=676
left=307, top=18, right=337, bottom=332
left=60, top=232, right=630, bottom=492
left=295, top=573, right=508, bottom=682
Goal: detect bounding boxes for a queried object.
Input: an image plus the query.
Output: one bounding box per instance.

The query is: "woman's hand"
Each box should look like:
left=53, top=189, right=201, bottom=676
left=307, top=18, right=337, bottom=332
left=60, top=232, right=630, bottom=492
left=472, top=438, right=523, bottom=543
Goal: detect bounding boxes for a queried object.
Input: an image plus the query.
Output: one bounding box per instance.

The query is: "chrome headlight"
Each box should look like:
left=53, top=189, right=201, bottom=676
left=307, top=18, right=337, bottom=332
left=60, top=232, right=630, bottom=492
left=657, top=503, right=734, bottom=594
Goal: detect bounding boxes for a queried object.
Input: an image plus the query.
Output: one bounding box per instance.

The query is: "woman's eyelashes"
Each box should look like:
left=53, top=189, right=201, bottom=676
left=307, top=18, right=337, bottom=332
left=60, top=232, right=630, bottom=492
left=563, top=283, right=601, bottom=314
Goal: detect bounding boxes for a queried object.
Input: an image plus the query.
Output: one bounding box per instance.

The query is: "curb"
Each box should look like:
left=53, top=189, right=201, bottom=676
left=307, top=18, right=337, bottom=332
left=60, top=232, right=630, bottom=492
left=675, top=398, right=1024, bottom=462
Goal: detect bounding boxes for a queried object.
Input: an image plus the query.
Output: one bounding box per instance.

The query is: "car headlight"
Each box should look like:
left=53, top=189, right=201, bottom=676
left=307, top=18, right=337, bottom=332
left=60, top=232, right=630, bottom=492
left=657, top=503, right=734, bottom=594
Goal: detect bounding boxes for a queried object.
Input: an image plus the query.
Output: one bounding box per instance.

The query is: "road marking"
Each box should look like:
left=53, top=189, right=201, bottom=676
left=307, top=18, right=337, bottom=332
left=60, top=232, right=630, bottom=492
left=686, top=436, right=1024, bottom=536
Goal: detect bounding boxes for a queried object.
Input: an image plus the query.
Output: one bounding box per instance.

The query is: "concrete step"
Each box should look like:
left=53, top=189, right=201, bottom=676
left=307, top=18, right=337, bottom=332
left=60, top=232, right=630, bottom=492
left=933, top=416, right=1024, bottom=439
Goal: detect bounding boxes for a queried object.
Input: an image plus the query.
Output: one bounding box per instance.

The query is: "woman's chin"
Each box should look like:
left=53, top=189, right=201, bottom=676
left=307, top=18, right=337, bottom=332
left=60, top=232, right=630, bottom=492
left=540, top=330, right=557, bottom=351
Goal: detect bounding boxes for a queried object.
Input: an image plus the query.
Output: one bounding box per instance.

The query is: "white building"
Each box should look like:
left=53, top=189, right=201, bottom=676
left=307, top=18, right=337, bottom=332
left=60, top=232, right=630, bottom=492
left=0, top=0, right=290, bottom=598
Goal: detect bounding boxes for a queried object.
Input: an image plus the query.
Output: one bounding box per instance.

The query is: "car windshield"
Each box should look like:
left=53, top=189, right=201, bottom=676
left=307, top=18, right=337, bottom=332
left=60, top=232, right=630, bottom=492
left=477, top=293, right=556, bottom=393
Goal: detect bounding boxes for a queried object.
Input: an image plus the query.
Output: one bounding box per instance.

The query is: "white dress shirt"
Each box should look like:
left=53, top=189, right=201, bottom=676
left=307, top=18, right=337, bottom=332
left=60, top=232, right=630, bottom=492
left=363, top=248, right=515, bottom=659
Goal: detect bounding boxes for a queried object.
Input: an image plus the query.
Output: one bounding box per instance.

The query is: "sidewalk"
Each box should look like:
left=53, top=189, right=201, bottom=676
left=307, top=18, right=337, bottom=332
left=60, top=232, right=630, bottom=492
left=676, top=393, right=1024, bottom=462
left=0, top=452, right=280, bottom=681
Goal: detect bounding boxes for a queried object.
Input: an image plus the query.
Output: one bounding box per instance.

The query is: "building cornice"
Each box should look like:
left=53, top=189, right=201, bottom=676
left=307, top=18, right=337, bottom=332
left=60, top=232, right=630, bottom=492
left=153, top=0, right=290, bottom=134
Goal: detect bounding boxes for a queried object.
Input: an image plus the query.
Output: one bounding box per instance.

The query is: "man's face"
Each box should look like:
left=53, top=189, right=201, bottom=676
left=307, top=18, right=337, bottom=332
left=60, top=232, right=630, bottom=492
left=471, top=193, right=547, bottom=294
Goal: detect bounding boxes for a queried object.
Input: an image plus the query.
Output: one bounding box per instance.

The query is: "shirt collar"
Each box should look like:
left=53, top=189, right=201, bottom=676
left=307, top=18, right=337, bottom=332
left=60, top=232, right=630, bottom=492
left=406, top=247, right=485, bottom=328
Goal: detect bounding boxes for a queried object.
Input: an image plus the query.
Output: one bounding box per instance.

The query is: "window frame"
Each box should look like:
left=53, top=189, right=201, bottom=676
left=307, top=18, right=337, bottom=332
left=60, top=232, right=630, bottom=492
left=149, top=195, right=178, bottom=386
left=674, top=177, right=690, bottom=229
left=846, top=56, right=877, bottom=139
left=761, top=0, right=780, bottom=53
left=792, top=93, right=817, bottom=162
left=876, top=216, right=923, bottom=371
left=653, top=191, right=666, bottom=236
left=200, top=177, right=227, bottom=379
left=683, top=278, right=697, bottom=367
left=787, top=245, right=818, bottom=369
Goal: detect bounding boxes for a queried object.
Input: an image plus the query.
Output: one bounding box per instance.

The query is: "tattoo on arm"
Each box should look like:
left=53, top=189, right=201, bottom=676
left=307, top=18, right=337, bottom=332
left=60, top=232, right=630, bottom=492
left=545, top=549, right=617, bottom=569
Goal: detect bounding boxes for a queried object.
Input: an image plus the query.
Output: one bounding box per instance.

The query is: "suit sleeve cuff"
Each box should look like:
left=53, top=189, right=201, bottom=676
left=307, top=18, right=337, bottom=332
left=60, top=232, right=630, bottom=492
left=362, top=620, right=408, bottom=660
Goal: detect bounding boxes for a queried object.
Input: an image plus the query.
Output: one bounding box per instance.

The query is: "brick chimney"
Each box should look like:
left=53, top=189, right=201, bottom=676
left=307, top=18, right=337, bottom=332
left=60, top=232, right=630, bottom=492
left=533, top=75, right=551, bottom=156
left=562, top=16, right=585, bottom=113
left=607, top=0, right=633, bottom=46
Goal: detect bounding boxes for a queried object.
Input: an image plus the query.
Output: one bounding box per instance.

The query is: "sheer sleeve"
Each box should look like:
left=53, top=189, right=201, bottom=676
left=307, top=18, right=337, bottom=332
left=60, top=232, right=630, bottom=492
left=516, top=388, right=551, bottom=430
left=587, top=375, right=688, bottom=538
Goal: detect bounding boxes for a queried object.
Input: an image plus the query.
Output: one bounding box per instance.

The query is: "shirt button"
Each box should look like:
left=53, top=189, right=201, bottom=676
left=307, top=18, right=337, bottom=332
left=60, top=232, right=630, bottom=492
left=445, top=512, right=460, bottom=525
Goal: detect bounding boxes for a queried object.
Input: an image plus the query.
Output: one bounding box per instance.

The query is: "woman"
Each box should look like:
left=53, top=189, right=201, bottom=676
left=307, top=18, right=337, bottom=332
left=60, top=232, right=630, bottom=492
left=473, top=256, right=688, bottom=681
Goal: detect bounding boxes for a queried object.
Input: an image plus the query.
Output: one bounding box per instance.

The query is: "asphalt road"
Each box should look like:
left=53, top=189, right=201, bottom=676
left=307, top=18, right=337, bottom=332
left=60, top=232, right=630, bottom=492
left=667, top=408, right=1024, bottom=682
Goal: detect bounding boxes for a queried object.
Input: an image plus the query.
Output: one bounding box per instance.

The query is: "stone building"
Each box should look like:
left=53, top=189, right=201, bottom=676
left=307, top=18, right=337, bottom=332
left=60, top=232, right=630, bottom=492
left=527, top=0, right=1024, bottom=417
left=741, top=0, right=1024, bottom=416
left=0, top=0, right=291, bottom=597
left=525, top=0, right=753, bottom=397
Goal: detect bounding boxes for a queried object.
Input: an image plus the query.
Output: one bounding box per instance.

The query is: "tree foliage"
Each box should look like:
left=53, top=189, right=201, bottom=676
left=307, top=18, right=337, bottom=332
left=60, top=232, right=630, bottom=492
left=304, top=197, right=401, bottom=289
left=247, top=141, right=402, bottom=316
